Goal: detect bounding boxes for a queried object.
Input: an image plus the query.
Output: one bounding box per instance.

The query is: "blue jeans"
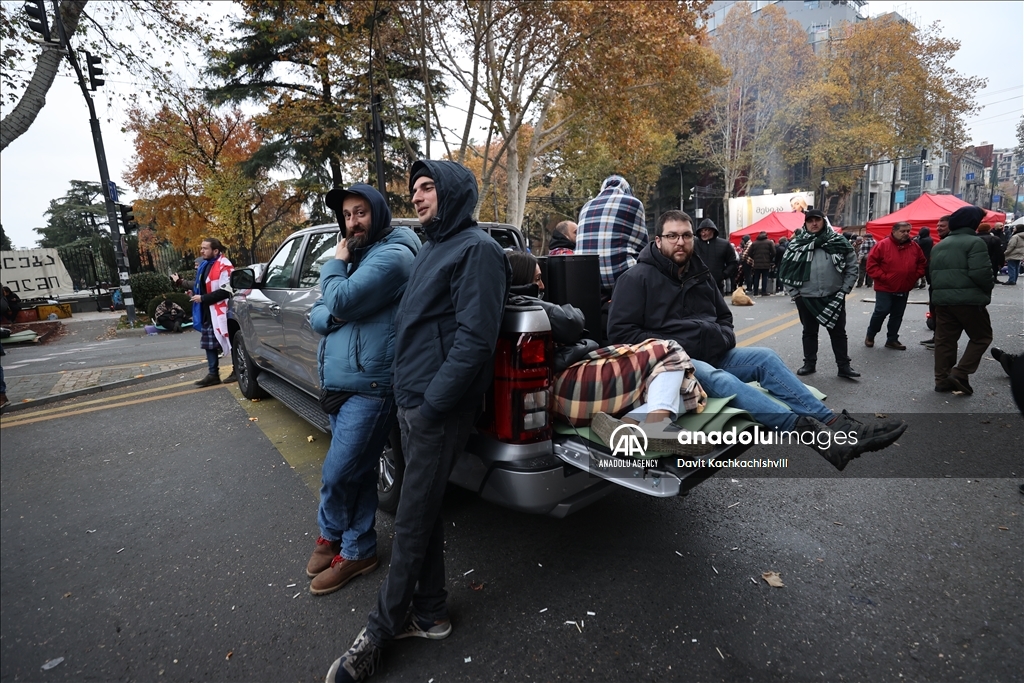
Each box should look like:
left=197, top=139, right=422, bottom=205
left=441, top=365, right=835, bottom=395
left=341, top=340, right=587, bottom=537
left=1007, top=260, right=1020, bottom=285
left=205, top=349, right=219, bottom=375
left=366, top=406, right=478, bottom=645
left=866, top=291, right=909, bottom=343
left=318, top=395, right=396, bottom=561
left=691, top=347, right=834, bottom=431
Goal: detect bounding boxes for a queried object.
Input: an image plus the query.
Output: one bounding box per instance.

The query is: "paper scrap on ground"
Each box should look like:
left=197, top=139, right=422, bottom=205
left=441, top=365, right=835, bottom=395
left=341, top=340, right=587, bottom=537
left=41, top=657, right=64, bottom=670
left=761, top=571, right=784, bottom=587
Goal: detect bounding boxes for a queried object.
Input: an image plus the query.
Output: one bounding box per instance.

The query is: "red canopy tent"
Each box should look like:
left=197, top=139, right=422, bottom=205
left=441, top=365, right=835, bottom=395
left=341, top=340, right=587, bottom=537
left=728, top=211, right=807, bottom=246
left=865, top=194, right=1006, bottom=240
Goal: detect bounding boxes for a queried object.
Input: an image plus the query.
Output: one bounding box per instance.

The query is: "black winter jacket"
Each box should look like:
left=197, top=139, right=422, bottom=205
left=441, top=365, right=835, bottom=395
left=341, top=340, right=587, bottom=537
left=607, top=243, right=736, bottom=366
left=391, top=160, right=511, bottom=419
left=693, top=219, right=738, bottom=287
left=746, top=235, right=776, bottom=270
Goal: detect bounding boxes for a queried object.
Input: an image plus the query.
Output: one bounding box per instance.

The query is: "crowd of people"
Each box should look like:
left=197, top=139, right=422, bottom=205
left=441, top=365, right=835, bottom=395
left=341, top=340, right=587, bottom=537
left=22, top=161, right=993, bottom=682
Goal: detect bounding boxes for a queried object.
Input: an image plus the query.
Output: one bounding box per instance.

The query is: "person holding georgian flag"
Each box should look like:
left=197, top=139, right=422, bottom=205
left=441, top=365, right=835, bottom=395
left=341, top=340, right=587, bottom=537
left=172, top=237, right=236, bottom=387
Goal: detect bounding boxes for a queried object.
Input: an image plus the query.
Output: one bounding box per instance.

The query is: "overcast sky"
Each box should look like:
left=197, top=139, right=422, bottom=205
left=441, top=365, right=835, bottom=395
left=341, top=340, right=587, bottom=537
left=1, top=1, right=1021, bottom=250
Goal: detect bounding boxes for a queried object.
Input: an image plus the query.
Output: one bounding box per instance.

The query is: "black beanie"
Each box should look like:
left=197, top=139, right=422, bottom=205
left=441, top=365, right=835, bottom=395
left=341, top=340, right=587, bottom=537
left=948, top=206, right=985, bottom=231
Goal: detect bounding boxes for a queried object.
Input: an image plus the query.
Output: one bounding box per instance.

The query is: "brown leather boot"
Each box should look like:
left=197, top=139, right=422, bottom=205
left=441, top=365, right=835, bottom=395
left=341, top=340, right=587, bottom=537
left=310, top=556, right=379, bottom=595
left=306, top=536, right=341, bottom=578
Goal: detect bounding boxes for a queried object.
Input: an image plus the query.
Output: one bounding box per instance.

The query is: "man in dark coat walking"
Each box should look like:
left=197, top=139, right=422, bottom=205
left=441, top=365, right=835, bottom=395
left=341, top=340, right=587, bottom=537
left=930, top=206, right=993, bottom=396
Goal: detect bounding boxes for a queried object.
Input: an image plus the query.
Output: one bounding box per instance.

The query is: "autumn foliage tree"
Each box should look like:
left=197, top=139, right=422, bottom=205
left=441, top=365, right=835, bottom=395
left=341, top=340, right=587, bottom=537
left=795, top=14, right=985, bottom=193
left=124, top=87, right=304, bottom=263
left=421, top=0, right=722, bottom=226
left=684, top=3, right=814, bottom=226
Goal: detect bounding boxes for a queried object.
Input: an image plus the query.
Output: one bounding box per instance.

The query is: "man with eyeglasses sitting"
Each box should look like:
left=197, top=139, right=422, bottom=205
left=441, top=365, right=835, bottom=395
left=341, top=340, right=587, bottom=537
left=607, top=210, right=906, bottom=471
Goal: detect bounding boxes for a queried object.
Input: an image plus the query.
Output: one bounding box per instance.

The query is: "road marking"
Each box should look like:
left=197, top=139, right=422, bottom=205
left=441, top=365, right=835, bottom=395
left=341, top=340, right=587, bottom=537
left=0, top=380, right=200, bottom=421
left=226, top=385, right=326, bottom=497
left=0, top=385, right=221, bottom=428
left=734, top=311, right=798, bottom=337
left=736, top=318, right=803, bottom=347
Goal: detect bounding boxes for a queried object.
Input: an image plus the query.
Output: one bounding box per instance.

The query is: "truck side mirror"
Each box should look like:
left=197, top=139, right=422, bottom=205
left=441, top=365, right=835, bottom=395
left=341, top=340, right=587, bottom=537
left=230, top=269, right=256, bottom=290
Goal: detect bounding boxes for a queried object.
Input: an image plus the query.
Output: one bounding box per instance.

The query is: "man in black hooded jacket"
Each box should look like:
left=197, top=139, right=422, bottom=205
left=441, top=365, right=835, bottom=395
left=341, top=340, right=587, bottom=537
left=693, top=218, right=738, bottom=293
left=326, top=160, right=510, bottom=683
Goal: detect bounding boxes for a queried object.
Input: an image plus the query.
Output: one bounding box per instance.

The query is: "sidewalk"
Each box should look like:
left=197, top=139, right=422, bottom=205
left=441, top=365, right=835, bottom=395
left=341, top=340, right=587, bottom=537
left=2, top=357, right=207, bottom=412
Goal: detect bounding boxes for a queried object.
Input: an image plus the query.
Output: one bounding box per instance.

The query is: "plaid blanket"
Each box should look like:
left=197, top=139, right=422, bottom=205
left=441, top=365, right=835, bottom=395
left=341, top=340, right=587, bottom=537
left=575, top=176, right=648, bottom=295
left=552, top=339, right=706, bottom=426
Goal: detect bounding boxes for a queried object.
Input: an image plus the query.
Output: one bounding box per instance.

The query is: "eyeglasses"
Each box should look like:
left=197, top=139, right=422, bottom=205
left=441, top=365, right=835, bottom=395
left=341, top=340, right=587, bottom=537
left=659, top=232, right=694, bottom=242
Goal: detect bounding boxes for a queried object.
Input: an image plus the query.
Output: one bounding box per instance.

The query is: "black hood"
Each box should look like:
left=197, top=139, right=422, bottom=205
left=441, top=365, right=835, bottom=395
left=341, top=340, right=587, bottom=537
left=548, top=230, right=575, bottom=251
left=697, top=218, right=719, bottom=239
left=324, top=182, right=393, bottom=271
left=408, top=159, right=479, bottom=242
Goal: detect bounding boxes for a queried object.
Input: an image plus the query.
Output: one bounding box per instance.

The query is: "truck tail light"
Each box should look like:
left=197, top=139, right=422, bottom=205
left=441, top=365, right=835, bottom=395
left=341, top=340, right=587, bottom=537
left=479, top=332, right=552, bottom=444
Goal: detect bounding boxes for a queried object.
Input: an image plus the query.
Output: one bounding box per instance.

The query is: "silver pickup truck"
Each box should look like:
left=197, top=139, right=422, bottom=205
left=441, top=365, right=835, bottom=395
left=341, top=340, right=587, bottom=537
left=228, top=220, right=748, bottom=517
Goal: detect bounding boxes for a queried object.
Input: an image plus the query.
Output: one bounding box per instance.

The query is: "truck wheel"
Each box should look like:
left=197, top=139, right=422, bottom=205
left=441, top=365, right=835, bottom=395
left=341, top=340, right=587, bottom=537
left=377, top=427, right=404, bottom=515
left=232, top=329, right=268, bottom=400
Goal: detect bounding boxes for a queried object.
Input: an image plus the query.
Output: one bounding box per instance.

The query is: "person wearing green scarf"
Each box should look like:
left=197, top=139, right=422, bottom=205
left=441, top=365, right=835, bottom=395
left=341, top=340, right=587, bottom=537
left=779, top=210, right=860, bottom=378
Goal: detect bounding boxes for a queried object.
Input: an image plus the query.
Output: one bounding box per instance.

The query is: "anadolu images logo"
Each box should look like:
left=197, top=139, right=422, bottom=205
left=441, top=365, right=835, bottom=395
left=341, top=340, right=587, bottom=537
left=609, top=423, right=648, bottom=458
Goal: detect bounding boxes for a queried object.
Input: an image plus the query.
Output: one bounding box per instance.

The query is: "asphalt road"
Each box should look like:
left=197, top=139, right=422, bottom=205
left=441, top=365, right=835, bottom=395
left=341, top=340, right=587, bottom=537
left=2, top=319, right=200, bottom=378
left=1, top=284, right=1021, bottom=682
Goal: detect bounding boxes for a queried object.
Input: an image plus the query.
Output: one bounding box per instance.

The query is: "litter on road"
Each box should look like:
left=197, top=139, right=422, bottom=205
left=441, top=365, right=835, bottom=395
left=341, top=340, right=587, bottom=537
left=41, top=657, right=64, bottom=670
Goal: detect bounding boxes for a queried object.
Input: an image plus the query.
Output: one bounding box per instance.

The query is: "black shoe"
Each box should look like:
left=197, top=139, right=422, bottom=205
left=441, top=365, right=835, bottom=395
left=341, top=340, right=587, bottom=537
left=992, top=348, right=1014, bottom=377
left=837, top=365, right=861, bottom=378
left=947, top=374, right=973, bottom=395
left=796, top=413, right=907, bottom=472
left=326, top=628, right=381, bottom=683
left=919, top=338, right=934, bottom=345
left=223, top=370, right=238, bottom=384
left=195, top=373, right=222, bottom=387
left=797, top=363, right=816, bottom=376
left=934, top=380, right=955, bottom=392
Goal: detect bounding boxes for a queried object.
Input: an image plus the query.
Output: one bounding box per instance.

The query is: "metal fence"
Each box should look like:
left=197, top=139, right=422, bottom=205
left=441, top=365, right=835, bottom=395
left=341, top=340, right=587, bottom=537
left=57, top=238, right=279, bottom=289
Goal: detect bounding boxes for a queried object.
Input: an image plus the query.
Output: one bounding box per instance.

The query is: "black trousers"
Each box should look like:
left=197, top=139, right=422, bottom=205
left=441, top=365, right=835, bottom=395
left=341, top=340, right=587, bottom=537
left=795, top=296, right=850, bottom=367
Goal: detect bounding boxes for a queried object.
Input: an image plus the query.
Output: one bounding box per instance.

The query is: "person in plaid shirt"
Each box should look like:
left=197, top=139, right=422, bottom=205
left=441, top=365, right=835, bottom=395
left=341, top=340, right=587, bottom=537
left=855, top=233, right=876, bottom=288
left=576, top=175, right=648, bottom=298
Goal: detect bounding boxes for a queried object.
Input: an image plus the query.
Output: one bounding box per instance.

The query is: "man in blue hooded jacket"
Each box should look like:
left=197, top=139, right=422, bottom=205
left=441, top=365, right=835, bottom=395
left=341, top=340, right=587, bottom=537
left=326, top=161, right=510, bottom=682
left=305, top=184, right=420, bottom=596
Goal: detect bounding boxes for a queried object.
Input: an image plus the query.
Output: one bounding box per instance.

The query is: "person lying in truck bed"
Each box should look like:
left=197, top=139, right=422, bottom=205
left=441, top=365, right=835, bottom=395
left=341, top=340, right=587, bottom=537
left=506, top=252, right=705, bottom=443
left=607, top=209, right=908, bottom=472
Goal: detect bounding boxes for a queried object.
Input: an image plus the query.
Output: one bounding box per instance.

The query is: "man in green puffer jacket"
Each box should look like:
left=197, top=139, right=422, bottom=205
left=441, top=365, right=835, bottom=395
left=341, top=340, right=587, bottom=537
left=929, top=206, right=993, bottom=395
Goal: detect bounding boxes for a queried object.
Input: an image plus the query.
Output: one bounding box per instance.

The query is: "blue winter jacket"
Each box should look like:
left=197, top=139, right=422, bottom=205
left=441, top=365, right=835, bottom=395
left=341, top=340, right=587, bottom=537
left=309, top=185, right=420, bottom=396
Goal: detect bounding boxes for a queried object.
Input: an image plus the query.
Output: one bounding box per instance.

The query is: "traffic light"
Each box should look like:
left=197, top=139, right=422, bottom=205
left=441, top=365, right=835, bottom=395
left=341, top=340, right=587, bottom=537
left=119, top=204, right=138, bottom=233
left=24, top=0, right=51, bottom=42
left=85, top=51, right=104, bottom=90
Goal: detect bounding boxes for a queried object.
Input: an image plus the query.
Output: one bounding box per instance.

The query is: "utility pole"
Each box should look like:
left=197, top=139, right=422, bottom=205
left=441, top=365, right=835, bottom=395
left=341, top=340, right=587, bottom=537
left=26, top=1, right=135, bottom=322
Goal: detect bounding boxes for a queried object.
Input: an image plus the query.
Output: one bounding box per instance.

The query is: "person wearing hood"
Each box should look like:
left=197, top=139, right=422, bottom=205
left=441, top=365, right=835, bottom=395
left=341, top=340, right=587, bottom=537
left=547, top=220, right=577, bottom=255
left=327, top=161, right=510, bottom=683
left=693, top=218, right=737, bottom=293
left=305, top=184, right=420, bottom=597
left=745, top=230, right=776, bottom=296
left=930, top=206, right=994, bottom=395
left=608, top=210, right=906, bottom=472
left=576, top=174, right=648, bottom=298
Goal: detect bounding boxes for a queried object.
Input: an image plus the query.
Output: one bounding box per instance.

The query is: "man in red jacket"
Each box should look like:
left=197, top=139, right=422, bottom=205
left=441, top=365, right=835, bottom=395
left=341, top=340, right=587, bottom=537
left=865, top=221, right=927, bottom=350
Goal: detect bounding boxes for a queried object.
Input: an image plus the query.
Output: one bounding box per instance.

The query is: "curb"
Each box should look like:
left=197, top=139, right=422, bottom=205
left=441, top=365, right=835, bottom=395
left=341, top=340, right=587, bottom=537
left=115, top=327, right=150, bottom=337
left=3, top=361, right=207, bottom=413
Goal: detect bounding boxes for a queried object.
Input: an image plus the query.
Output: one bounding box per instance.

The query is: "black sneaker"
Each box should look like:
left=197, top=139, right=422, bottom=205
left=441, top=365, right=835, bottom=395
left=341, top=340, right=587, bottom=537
left=395, top=613, right=452, bottom=640
left=195, top=373, right=222, bottom=387
left=326, top=628, right=381, bottom=683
